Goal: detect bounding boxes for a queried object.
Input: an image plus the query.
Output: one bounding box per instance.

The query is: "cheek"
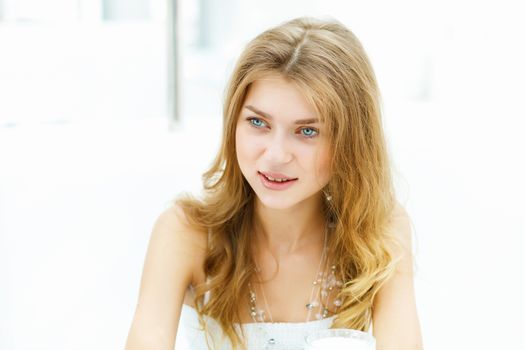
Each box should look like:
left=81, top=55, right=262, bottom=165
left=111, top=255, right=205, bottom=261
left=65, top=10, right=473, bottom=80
left=235, top=129, right=246, bottom=164
left=235, top=126, right=258, bottom=168
left=313, top=147, right=332, bottom=184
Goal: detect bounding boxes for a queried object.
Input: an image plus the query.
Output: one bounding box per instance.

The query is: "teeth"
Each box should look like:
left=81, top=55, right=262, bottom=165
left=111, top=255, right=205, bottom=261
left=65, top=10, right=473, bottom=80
left=266, top=175, right=289, bottom=182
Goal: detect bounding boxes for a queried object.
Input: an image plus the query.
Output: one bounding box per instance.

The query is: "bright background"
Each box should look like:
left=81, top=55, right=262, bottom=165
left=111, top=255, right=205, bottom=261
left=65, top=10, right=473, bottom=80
left=1, top=0, right=524, bottom=349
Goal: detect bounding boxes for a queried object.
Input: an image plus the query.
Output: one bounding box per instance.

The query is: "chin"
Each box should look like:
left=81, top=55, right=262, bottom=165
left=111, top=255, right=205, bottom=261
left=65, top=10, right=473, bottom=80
left=255, top=193, right=298, bottom=210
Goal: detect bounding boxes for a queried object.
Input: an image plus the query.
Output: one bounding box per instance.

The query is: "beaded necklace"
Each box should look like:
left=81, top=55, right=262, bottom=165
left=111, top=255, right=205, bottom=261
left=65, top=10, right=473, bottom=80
left=248, top=229, right=343, bottom=350
left=246, top=226, right=344, bottom=348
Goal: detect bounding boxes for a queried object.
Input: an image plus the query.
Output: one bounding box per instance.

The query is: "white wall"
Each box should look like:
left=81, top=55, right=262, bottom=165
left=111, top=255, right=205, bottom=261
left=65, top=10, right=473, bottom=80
left=0, top=22, right=167, bottom=125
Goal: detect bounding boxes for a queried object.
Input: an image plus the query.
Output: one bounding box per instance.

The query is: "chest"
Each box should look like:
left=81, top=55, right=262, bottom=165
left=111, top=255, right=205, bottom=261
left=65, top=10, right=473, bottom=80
left=240, top=253, right=341, bottom=323
left=184, top=251, right=342, bottom=323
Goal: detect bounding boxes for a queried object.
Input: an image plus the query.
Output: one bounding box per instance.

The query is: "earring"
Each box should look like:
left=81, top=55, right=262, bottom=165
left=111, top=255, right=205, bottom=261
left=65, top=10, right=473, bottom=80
left=323, top=190, right=336, bottom=228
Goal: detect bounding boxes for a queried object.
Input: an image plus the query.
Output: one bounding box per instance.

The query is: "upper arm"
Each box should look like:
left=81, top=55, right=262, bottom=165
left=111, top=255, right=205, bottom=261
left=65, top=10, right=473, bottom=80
left=372, top=203, right=423, bottom=350
left=125, top=204, right=207, bottom=350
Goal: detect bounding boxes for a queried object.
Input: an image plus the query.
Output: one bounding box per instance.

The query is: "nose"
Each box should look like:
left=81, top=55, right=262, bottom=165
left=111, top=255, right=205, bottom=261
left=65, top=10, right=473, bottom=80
left=264, top=131, right=293, bottom=164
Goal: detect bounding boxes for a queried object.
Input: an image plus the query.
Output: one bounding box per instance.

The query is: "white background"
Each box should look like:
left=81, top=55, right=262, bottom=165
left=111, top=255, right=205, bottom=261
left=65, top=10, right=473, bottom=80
left=1, top=0, right=524, bottom=349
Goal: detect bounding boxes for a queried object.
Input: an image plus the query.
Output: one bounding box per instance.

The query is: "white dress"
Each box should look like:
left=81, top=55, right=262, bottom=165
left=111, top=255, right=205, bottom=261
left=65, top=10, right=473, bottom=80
left=174, top=304, right=336, bottom=350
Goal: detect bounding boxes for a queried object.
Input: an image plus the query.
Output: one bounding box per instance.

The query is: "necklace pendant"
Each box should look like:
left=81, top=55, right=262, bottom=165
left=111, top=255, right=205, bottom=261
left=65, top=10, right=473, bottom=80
left=258, top=309, right=266, bottom=321
left=306, top=300, right=319, bottom=310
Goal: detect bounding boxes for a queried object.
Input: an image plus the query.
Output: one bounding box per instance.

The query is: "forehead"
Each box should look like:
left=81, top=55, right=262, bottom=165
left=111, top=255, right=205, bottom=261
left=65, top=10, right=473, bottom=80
left=242, top=75, right=318, bottom=121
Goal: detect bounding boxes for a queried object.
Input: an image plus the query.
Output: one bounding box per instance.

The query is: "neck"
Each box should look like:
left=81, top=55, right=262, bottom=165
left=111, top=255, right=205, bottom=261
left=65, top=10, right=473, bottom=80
left=252, top=194, right=326, bottom=257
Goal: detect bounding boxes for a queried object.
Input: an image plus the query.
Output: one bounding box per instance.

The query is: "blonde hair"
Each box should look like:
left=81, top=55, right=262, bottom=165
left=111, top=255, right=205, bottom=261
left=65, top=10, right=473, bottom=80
left=176, top=16, right=402, bottom=349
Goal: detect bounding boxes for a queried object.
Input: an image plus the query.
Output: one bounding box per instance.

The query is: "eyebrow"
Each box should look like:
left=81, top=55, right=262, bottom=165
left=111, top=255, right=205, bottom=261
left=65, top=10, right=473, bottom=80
left=244, top=105, right=319, bottom=125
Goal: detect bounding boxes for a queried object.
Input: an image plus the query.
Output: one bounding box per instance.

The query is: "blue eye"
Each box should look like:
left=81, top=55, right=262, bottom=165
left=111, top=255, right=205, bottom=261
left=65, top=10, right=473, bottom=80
left=300, top=127, right=318, bottom=138
left=248, top=117, right=266, bottom=128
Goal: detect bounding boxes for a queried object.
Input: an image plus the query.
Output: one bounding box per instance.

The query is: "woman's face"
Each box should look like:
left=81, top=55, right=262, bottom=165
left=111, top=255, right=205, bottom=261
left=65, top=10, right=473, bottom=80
left=235, top=74, right=332, bottom=210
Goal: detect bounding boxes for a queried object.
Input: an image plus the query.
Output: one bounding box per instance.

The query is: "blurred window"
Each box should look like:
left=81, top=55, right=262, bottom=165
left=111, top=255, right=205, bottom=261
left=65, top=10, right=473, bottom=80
left=0, top=0, right=175, bottom=126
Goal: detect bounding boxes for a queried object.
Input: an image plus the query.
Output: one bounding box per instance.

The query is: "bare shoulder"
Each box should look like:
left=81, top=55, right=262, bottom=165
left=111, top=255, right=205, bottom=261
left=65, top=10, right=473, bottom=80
left=156, top=203, right=208, bottom=253
left=152, top=203, right=209, bottom=286
left=125, top=203, right=208, bottom=349
left=372, top=200, right=423, bottom=349
left=389, top=201, right=413, bottom=256
left=150, top=203, right=208, bottom=267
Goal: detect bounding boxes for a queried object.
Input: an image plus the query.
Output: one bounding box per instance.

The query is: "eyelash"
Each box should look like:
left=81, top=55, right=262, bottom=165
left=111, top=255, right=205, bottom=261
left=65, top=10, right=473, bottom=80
left=246, top=117, right=319, bottom=138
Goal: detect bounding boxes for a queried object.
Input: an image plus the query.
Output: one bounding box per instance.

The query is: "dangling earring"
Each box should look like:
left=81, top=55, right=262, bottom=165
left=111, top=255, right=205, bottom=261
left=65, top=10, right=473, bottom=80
left=323, top=190, right=336, bottom=228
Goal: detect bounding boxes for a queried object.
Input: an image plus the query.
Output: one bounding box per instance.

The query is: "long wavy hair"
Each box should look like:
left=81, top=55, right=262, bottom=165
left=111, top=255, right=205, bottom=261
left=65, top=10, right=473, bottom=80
left=175, top=16, right=402, bottom=349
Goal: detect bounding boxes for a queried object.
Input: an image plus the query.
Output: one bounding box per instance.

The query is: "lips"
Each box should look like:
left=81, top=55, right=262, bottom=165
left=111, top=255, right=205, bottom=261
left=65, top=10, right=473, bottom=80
left=258, top=171, right=297, bottom=182
left=257, top=171, right=298, bottom=191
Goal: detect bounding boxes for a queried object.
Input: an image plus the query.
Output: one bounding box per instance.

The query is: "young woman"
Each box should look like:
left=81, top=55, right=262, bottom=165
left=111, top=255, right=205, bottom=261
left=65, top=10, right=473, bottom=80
left=125, top=17, right=423, bottom=350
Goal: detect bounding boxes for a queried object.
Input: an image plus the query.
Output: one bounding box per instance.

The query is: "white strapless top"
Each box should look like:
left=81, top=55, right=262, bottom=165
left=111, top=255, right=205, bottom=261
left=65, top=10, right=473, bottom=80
left=175, top=304, right=336, bottom=350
